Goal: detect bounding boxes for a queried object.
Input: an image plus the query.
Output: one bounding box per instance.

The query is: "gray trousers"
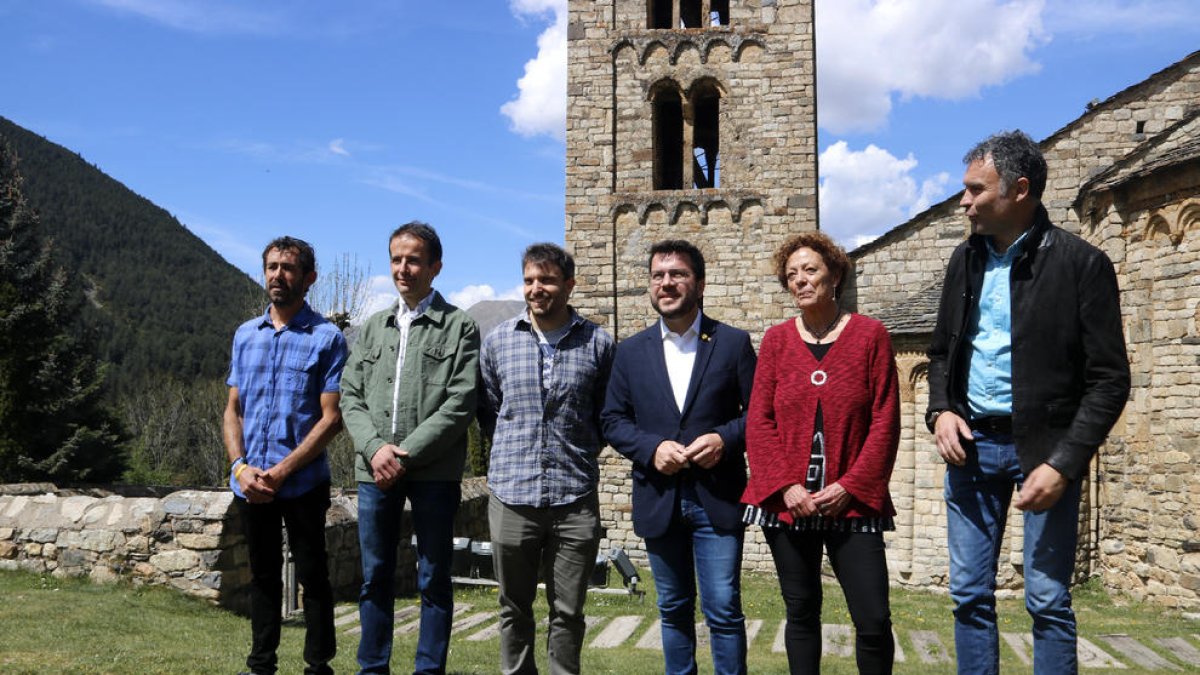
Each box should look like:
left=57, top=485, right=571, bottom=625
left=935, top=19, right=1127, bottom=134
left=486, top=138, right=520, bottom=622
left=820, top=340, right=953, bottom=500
left=489, top=491, right=601, bottom=675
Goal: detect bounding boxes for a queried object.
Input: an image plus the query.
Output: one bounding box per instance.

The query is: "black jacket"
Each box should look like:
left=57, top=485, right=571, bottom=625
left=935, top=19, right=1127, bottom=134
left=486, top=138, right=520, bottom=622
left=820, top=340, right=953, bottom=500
left=926, top=205, right=1130, bottom=480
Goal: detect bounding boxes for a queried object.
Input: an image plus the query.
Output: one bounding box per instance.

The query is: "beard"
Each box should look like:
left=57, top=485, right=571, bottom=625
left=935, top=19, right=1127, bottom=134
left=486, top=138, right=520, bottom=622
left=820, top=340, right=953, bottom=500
left=651, top=292, right=698, bottom=320
left=269, top=282, right=303, bottom=307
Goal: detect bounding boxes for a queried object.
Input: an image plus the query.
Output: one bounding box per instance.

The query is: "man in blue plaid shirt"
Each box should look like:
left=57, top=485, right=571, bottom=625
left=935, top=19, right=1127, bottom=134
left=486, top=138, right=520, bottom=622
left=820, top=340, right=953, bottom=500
left=223, top=236, right=348, bottom=675
left=478, top=243, right=615, bottom=675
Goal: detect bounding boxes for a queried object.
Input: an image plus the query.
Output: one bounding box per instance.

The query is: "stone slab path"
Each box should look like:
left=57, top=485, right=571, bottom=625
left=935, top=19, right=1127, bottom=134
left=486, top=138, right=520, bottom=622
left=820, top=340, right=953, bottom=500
left=331, top=605, right=1200, bottom=670
left=1101, top=634, right=1182, bottom=671
left=909, top=629, right=951, bottom=664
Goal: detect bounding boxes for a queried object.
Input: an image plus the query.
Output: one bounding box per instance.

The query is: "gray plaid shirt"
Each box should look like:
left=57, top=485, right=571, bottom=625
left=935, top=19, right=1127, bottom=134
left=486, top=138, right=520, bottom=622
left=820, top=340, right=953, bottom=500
left=479, top=309, right=615, bottom=507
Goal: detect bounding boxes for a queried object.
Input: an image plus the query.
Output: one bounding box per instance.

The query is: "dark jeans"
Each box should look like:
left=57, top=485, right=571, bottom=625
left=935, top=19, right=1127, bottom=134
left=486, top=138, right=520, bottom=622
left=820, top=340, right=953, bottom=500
left=489, top=492, right=601, bottom=675
left=765, top=528, right=893, bottom=674
left=357, top=479, right=460, bottom=675
left=237, top=483, right=335, bottom=675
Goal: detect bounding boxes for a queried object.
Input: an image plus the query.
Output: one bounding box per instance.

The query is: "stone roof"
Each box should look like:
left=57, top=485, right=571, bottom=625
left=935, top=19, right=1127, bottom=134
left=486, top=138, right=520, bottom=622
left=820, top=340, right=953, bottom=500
left=870, top=282, right=942, bottom=336
left=1096, top=137, right=1200, bottom=191
left=1078, top=108, right=1200, bottom=199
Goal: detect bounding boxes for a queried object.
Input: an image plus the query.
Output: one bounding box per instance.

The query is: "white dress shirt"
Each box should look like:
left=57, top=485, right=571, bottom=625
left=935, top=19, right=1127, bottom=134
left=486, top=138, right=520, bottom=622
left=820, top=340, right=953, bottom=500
left=660, top=312, right=701, bottom=412
left=391, top=291, right=435, bottom=436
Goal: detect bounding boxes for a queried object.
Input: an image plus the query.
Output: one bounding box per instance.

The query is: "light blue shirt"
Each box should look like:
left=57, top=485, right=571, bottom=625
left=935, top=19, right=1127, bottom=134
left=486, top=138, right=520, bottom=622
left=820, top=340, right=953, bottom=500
left=967, top=230, right=1030, bottom=419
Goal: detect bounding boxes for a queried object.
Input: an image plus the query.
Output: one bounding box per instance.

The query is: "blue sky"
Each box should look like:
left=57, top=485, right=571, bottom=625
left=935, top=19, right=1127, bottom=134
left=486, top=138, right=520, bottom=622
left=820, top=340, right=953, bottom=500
left=1, top=0, right=1197, bottom=317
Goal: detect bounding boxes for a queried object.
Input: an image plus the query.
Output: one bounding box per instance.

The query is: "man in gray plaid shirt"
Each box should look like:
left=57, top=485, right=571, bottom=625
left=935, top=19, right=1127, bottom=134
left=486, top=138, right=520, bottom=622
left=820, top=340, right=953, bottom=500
left=478, top=242, right=615, bottom=675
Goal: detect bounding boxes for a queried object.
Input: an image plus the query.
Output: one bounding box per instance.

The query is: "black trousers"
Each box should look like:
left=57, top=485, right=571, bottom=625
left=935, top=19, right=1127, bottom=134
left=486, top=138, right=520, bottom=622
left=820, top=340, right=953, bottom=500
left=764, top=528, right=894, bottom=674
left=237, top=483, right=336, bottom=675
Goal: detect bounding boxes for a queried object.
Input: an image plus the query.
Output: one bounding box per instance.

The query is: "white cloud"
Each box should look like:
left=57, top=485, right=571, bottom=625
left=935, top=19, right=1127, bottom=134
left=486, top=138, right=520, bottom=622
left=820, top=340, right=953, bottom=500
left=360, top=171, right=436, bottom=203
left=816, top=0, right=1048, bottom=133
left=213, top=137, right=346, bottom=164
left=359, top=274, right=398, bottom=320
left=356, top=279, right=526, bottom=322
left=89, top=0, right=284, bottom=35
left=368, top=164, right=558, bottom=203
left=448, top=283, right=524, bottom=309
left=910, top=171, right=953, bottom=217
left=818, top=141, right=951, bottom=247
left=328, top=138, right=349, bottom=157
left=501, top=0, right=568, bottom=141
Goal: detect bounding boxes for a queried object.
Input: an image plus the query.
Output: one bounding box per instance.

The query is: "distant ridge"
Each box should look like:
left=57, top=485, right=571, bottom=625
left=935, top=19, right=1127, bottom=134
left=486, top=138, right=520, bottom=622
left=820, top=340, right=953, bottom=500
left=0, top=116, right=263, bottom=385
left=467, top=299, right=525, bottom=338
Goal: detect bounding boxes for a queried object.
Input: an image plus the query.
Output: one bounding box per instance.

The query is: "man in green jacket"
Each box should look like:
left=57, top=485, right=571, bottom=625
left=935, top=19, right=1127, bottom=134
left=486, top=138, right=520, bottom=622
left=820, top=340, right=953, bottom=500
left=340, top=221, right=480, bottom=675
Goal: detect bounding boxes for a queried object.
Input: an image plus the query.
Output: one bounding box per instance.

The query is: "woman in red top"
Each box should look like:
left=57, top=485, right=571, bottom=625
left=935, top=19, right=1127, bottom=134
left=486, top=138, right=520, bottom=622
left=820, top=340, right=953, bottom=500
left=742, top=232, right=900, bottom=674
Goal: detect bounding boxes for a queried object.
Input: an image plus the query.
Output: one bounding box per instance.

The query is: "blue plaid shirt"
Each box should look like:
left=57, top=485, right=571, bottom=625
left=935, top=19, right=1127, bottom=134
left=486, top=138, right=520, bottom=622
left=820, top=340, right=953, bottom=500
left=479, top=309, right=615, bottom=508
left=227, top=303, right=348, bottom=499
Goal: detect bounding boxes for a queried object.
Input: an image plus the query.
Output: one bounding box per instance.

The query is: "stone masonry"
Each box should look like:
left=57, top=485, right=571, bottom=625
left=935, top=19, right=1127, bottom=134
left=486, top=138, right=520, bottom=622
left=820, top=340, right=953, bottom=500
left=566, top=0, right=818, bottom=572
left=849, top=52, right=1200, bottom=607
left=0, top=479, right=489, bottom=613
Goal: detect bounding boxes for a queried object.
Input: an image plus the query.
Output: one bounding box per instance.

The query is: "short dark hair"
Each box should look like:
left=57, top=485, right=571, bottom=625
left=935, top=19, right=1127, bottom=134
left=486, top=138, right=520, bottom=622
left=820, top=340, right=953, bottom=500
left=390, top=221, right=443, bottom=264
left=963, top=130, right=1047, bottom=200
left=522, top=243, right=575, bottom=280
left=772, top=231, right=851, bottom=296
left=648, top=239, right=706, bottom=280
left=262, top=236, right=316, bottom=276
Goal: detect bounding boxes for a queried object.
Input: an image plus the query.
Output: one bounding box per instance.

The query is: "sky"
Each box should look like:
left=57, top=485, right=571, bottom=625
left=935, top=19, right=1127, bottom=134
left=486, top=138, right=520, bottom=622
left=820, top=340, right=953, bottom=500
left=1, top=0, right=1198, bottom=318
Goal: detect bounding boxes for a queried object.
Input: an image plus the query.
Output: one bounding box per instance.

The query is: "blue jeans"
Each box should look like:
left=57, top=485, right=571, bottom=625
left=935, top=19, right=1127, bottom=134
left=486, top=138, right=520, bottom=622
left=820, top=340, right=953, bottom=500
left=945, top=431, right=1082, bottom=675
left=357, top=480, right=460, bottom=675
left=644, top=482, right=747, bottom=675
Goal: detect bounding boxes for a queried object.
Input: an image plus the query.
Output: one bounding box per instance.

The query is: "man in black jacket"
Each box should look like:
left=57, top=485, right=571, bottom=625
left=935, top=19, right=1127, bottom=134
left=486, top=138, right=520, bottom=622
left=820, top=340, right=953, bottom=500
left=926, top=130, right=1129, bottom=675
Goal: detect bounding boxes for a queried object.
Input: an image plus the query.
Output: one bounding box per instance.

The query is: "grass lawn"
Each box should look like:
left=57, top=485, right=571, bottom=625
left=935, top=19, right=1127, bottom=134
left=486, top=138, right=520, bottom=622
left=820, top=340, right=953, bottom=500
left=0, top=568, right=1196, bottom=673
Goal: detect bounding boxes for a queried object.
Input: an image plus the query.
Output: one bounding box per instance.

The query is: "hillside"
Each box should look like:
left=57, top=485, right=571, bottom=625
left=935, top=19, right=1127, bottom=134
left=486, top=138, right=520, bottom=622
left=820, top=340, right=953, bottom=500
left=0, top=116, right=262, bottom=386
left=467, top=299, right=525, bottom=338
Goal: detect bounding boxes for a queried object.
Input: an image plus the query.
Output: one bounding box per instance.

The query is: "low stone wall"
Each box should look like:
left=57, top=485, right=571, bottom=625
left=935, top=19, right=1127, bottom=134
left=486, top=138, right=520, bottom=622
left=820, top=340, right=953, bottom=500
left=0, top=478, right=489, bottom=615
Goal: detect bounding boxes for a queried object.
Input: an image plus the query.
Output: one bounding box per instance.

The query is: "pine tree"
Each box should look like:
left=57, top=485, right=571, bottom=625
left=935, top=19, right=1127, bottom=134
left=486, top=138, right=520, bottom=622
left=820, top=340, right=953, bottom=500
left=0, top=139, right=125, bottom=482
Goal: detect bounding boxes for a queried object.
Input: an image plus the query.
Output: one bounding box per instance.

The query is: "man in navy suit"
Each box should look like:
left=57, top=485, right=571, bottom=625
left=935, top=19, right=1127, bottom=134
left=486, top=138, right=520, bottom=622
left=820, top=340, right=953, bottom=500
left=602, top=240, right=756, bottom=675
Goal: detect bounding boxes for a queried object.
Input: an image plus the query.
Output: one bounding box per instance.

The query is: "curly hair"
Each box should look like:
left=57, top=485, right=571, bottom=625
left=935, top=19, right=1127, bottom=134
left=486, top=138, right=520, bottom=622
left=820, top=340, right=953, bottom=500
left=772, top=231, right=851, bottom=296
left=963, top=129, right=1047, bottom=200
left=262, top=236, right=316, bottom=276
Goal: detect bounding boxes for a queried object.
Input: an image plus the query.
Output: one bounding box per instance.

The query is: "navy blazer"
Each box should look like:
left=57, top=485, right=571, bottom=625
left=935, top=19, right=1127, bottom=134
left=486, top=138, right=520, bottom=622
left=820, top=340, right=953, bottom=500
left=602, top=314, right=757, bottom=539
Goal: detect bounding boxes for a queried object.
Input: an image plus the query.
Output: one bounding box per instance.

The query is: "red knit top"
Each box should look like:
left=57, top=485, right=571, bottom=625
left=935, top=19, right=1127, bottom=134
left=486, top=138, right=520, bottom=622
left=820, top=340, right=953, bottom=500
left=742, top=313, right=900, bottom=523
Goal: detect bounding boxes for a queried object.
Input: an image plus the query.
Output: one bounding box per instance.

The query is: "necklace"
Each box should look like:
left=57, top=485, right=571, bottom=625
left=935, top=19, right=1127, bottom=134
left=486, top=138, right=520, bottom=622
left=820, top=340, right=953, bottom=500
left=802, top=309, right=842, bottom=344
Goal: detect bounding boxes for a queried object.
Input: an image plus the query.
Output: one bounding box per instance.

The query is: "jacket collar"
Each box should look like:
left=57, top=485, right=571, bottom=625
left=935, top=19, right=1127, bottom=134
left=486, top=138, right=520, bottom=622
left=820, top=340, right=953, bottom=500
left=385, top=290, right=450, bottom=329
left=967, top=203, right=1053, bottom=260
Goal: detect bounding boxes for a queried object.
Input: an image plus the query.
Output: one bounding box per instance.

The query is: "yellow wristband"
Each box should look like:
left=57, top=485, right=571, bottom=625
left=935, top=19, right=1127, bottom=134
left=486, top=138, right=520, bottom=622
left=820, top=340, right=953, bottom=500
left=234, top=463, right=248, bottom=480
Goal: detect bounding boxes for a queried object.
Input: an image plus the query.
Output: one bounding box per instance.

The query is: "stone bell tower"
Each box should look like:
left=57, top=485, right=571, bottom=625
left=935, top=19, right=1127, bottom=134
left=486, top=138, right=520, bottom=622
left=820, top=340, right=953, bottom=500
left=565, top=0, right=818, bottom=339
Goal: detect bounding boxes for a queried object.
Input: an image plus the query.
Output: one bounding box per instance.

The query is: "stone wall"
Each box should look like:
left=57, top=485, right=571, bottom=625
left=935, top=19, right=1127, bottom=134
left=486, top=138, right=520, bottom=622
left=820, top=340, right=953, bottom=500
left=852, top=55, right=1200, bottom=318
left=572, top=0, right=818, bottom=571
left=845, top=54, right=1200, bottom=608
left=566, top=0, right=817, bottom=338
left=1077, top=118, right=1200, bottom=608
left=0, top=478, right=490, bottom=613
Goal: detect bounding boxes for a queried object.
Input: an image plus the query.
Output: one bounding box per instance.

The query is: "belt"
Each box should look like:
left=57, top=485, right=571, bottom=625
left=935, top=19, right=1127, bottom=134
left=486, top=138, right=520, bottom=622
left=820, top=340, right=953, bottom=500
left=969, top=415, right=1012, bottom=435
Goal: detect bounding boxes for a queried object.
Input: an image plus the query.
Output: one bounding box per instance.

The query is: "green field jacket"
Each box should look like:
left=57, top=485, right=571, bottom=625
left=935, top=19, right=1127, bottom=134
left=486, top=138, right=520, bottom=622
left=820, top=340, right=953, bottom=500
left=340, top=292, right=480, bottom=483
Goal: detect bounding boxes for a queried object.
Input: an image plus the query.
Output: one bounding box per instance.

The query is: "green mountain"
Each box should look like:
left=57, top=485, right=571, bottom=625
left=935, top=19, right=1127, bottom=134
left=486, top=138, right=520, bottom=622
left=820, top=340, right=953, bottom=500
left=0, top=116, right=262, bottom=387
